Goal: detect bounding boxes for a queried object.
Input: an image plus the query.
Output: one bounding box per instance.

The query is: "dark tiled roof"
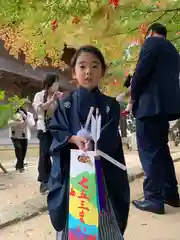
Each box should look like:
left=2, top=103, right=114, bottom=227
left=0, top=57, right=44, bottom=80
left=0, top=39, right=74, bottom=89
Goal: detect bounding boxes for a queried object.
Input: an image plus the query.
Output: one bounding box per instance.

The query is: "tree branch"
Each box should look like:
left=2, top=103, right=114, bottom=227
left=45, top=0, right=61, bottom=8
left=107, top=12, right=167, bottom=37
left=136, top=7, right=180, bottom=13
left=171, top=35, right=180, bottom=42
left=120, top=5, right=180, bottom=14
left=171, top=11, right=179, bottom=20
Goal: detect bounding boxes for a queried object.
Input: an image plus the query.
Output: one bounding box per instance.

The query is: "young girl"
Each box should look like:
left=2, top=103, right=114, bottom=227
left=48, top=46, right=130, bottom=239
left=8, top=99, right=35, bottom=172
left=33, top=74, right=63, bottom=194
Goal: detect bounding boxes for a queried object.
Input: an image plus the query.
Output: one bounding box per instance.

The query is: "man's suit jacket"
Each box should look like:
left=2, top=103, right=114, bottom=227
left=131, top=36, right=180, bottom=120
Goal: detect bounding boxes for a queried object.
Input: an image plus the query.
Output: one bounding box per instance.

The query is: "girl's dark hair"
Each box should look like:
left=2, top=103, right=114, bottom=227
left=123, top=74, right=132, bottom=88
left=42, top=73, right=59, bottom=103
left=42, top=73, right=59, bottom=90
left=16, top=108, right=27, bottom=121
left=71, top=45, right=106, bottom=72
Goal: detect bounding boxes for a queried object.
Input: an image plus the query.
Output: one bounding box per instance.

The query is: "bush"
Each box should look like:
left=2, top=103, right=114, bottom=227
left=0, top=90, right=26, bottom=128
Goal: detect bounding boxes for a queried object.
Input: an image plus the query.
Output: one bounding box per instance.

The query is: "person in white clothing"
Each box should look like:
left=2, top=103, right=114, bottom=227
left=33, top=73, right=64, bottom=194
left=8, top=99, right=35, bottom=172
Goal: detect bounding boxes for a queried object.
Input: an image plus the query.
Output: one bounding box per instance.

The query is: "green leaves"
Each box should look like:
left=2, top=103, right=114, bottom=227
left=0, top=0, right=179, bottom=95
left=0, top=90, right=26, bottom=128
left=0, top=104, right=13, bottom=129
left=0, top=91, right=5, bottom=101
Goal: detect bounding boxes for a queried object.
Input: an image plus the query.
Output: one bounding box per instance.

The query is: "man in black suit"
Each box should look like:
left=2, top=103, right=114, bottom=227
left=131, top=23, right=180, bottom=214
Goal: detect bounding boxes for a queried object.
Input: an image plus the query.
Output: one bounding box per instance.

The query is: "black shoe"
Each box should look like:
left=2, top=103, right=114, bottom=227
left=164, top=198, right=180, bottom=208
left=40, top=183, right=49, bottom=195
left=15, top=166, right=20, bottom=171
left=16, top=168, right=25, bottom=173
left=132, top=200, right=165, bottom=214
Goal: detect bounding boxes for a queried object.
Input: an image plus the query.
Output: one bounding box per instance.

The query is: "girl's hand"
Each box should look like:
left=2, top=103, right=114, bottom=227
left=56, top=91, right=64, bottom=99
left=52, top=91, right=64, bottom=101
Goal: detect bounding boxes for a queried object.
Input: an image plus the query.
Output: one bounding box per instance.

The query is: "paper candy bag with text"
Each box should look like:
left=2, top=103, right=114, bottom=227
left=68, top=149, right=99, bottom=239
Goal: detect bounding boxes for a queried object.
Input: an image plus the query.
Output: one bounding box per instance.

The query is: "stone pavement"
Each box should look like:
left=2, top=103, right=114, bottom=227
left=1, top=162, right=180, bottom=240
left=0, top=148, right=40, bottom=229
left=0, top=145, right=180, bottom=231
left=125, top=145, right=180, bottom=181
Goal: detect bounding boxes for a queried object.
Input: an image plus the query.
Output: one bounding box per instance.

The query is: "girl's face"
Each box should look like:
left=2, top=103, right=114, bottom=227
left=49, top=80, right=60, bottom=93
left=73, top=52, right=104, bottom=89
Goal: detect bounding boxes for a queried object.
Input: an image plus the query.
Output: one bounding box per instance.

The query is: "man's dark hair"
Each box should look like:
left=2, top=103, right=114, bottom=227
left=123, top=74, right=132, bottom=88
left=146, top=23, right=167, bottom=38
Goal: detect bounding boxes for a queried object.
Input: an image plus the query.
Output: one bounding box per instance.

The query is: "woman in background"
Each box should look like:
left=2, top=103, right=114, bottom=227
left=8, top=99, right=35, bottom=172
left=33, top=74, right=64, bottom=194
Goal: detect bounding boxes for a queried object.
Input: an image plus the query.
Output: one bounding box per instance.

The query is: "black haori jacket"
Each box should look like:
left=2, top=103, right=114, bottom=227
left=47, top=87, right=130, bottom=235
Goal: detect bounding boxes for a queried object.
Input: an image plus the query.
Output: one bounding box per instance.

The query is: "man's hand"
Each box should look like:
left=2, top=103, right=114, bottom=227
left=125, top=102, right=133, bottom=112
left=121, top=103, right=133, bottom=116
